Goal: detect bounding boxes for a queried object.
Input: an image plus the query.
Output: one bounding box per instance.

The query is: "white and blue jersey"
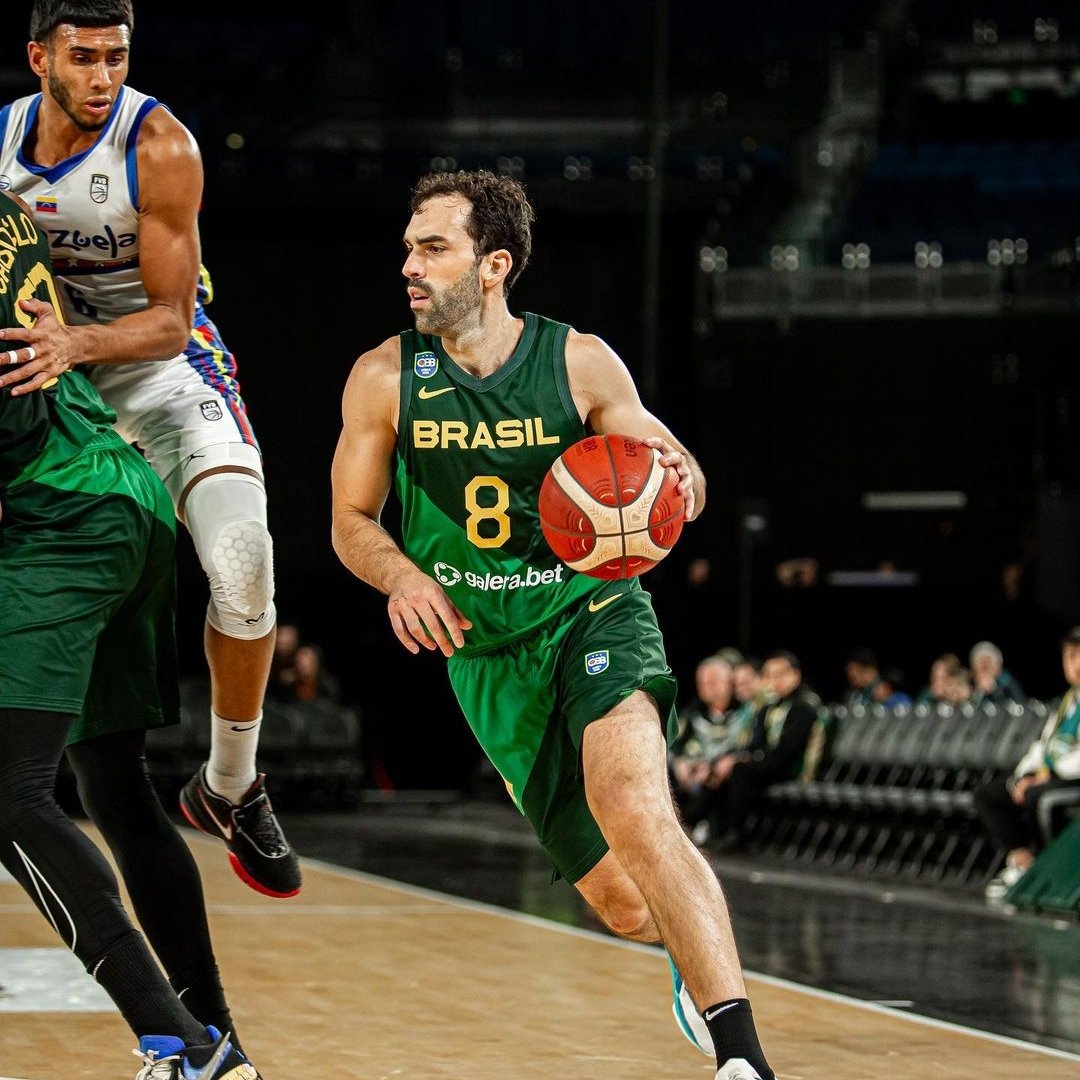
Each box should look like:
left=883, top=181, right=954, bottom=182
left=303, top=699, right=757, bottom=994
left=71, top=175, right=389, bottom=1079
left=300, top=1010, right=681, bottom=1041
left=0, top=85, right=260, bottom=502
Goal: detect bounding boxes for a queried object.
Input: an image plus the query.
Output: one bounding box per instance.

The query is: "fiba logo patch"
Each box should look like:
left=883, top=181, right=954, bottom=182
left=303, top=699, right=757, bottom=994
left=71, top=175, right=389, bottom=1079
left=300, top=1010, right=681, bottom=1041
left=90, top=173, right=109, bottom=204
left=0, top=175, right=11, bottom=191
left=433, top=562, right=462, bottom=586
left=585, top=650, right=610, bottom=675
left=199, top=400, right=223, bottom=421
left=414, top=351, right=438, bottom=379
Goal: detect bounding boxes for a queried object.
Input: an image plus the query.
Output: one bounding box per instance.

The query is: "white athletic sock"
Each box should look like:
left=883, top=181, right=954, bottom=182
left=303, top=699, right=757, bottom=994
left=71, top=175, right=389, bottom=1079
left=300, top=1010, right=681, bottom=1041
left=205, top=711, right=260, bottom=804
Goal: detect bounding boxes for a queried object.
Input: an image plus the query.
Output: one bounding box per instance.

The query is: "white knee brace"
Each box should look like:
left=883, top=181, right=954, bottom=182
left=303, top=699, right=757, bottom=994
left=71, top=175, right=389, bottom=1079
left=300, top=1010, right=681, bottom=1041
left=183, top=471, right=277, bottom=640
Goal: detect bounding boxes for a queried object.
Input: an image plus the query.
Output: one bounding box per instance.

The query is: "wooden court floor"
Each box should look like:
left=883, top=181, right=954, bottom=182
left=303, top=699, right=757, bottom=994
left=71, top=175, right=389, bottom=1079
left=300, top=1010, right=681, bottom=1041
left=2, top=825, right=1078, bottom=1080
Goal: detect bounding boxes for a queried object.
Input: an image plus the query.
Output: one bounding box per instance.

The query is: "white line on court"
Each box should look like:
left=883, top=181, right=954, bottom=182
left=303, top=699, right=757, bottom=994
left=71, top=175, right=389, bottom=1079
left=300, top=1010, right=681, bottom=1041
left=12, top=826, right=1068, bottom=1069
left=283, top=844, right=1080, bottom=1065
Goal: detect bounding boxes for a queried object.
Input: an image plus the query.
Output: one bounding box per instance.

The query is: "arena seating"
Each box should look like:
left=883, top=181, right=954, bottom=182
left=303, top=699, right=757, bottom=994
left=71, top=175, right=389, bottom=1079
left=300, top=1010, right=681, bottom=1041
left=141, top=677, right=365, bottom=812
left=751, top=699, right=1049, bottom=887
left=829, top=138, right=1080, bottom=263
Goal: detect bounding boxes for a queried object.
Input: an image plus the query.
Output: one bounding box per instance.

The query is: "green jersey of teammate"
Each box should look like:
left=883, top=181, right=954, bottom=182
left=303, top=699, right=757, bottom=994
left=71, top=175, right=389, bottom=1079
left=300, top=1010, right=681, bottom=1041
left=0, top=186, right=176, bottom=731
left=0, top=194, right=132, bottom=497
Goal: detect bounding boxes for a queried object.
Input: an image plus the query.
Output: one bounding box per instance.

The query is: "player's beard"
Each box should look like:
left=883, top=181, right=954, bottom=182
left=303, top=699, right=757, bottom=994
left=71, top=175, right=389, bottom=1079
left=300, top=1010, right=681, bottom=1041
left=413, top=260, right=482, bottom=336
left=48, top=70, right=109, bottom=133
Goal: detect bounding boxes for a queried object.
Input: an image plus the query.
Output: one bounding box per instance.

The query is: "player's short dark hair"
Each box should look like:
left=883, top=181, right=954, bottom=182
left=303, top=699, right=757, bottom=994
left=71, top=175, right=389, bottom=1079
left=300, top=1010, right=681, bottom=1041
left=1062, top=625, right=1080, bottom=648
left=410, top=169, right=535, bottom=295
left=30, top=1, right=133, bottom=43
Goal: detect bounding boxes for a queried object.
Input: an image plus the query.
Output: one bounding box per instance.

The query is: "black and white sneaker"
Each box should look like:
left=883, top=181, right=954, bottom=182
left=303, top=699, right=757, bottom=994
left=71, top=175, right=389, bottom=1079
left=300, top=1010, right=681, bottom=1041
left=180, top=766, right=301, bottom=898
left=134, top=1026, right=260, bottom=1079
left=715, top=1059, right=764, bottom=1080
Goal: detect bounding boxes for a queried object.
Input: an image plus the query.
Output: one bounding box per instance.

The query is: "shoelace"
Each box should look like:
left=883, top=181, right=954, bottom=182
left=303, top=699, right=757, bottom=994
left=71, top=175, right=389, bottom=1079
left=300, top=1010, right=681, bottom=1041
left=238, top=795, right=290, bottom=856
left=132, top=1046, right=181, bottom=1079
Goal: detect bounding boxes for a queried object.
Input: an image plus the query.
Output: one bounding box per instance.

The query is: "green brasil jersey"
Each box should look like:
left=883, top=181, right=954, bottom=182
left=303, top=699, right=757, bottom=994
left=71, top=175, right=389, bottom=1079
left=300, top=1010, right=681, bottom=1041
left=395, top=312, right=638, bottom=653
left=0, top=192, right=165, bottom=520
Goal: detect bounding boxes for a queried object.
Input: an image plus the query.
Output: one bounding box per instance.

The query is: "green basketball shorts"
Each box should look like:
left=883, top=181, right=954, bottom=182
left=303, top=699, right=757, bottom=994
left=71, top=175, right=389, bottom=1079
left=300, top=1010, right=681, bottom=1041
left=0, top=442, right=180, bottom=744
left=447, top=580, right=678, bottom=883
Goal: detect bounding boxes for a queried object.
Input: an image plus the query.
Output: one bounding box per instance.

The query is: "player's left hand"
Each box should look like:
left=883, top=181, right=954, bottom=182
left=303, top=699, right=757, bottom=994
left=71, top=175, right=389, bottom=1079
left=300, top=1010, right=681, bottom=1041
left=641, top=435, right=696, bottom=521
left=0, top=298, right=76, bottom=394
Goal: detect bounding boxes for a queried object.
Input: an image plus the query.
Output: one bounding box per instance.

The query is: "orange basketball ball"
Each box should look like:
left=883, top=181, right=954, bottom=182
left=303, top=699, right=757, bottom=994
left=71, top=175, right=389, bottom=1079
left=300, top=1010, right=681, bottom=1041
left=538, top=434, right=685, bottom=580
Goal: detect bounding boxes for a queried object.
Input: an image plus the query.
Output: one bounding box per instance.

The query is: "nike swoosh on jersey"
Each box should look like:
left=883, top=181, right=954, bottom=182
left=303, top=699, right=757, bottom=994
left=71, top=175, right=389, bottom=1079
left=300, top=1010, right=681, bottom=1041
left=588, top=592, right=624, bottom=613
left=418, top=385, right=457, bottom=399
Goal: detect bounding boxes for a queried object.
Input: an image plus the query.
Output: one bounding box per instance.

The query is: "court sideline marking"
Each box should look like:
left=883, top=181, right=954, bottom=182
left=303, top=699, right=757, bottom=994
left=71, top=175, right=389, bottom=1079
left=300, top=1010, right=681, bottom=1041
left=286, top=844, right=1080, bottom=1065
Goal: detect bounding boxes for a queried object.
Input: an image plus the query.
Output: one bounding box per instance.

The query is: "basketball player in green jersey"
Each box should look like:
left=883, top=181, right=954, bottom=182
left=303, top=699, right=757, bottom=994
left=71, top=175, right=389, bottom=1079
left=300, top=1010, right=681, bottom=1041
left=0, top=188, right=259, bottom=1079
left=331, top=170, right=777, bottom=1080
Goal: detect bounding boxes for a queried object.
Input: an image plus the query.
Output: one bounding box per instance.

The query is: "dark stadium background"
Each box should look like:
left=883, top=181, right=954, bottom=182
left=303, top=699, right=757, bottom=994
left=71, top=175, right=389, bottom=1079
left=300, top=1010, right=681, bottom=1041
left=5, top=1, right=1077, bottom=790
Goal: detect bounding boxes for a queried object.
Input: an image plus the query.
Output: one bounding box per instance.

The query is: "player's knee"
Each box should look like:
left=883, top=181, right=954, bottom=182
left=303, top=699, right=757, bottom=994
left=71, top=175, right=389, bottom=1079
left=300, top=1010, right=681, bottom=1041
left=579, top=864, right=657, bottom=941
left=596, top=896, right=656, bottom=941
left=204, top=519, right=276, bottom=640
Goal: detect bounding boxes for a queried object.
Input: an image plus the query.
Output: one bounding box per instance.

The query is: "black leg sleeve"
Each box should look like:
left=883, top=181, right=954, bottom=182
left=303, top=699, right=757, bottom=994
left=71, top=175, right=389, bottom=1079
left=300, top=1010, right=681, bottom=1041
left=66, top=729, right=237, bottom=1045
left=0, top=709, right=204, bottom=1043
left=0, top=709, right=128, bottom=959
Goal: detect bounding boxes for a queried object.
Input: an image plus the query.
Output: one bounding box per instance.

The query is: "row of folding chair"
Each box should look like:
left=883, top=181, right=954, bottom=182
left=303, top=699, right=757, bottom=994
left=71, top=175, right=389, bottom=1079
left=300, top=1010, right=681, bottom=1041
left=140, top=677, right=365, bottom=811
left=145, top=681, right=361, bottom=754
left=754, top=700, right=1048, bottom=885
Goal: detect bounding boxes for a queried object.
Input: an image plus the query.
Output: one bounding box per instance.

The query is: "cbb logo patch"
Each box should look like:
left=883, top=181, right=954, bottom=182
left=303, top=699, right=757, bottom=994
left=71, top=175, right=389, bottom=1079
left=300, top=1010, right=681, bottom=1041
left=414, top=351, right=438, bottom=379
left=585, top=650, right=609, bottom=675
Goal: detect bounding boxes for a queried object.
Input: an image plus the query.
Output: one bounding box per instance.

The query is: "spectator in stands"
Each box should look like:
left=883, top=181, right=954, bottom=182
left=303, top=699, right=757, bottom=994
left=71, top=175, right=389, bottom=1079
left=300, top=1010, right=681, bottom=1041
left=272, top=637, right=343, bottom=705
left=873, top=667, right=912, bottom=710
left=841, top=647, right=880, bottom=709
left=968, top=641, right=1026, bottom=707
left=714, top=644, right=746, bottom=669
left=943, top=665, right=973, bottom=706
left=774, top=556, right=819, bottom=588
left=292, top=643, right=343, bottom=704
left=673, top=648, right=760, bottom=833
left=977, top=625, right=1080, bottom=902
left=731, top=656, right=767, bottom=730
left=268, top=621, right=301, bottom=702
left=699, top=650, right=822, bottom=852
left=916, top=652, right=963, bottom=706
left=682, top=656, right=767, bottom=843
left=670, top=654, right=743, bottom=825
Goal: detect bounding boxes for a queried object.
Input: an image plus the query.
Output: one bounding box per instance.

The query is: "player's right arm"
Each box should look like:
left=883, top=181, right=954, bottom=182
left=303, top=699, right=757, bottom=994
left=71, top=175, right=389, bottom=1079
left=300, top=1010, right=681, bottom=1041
left=330, top=338, right=472, bottom=657
left=0, top=106, right=203, bottom=395
left=566, top=329, right=706, bottom=521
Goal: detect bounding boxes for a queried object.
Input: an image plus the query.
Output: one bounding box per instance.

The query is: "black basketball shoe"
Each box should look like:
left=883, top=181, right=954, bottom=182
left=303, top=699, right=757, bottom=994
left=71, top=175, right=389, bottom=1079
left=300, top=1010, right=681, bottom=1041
left=180, top=765, right=301, bottom=898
